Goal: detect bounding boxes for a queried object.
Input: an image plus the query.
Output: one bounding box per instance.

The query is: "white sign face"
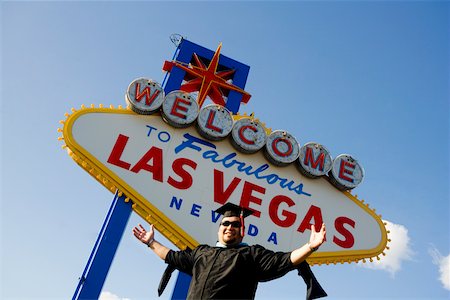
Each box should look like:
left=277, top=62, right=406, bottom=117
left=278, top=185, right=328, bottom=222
left=63, top=108, right=387, bottom=265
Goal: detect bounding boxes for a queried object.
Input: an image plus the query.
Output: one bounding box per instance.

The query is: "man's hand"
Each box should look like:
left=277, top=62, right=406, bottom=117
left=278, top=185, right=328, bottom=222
left=309, top=223, right=326, bottom=250
left=290, top=223, right=326, bottom=265
left=133, top=224, right=154, bottom=245
left=133, top=224, right=170, bottom=260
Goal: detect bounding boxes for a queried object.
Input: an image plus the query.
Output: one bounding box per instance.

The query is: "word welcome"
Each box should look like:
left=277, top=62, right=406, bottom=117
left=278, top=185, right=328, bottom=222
left=126, top=78, right=364, bottom=190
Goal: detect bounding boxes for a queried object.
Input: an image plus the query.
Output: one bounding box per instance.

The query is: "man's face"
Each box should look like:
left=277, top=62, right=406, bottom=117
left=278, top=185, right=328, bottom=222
left=218, top=216, right=243, bottom=246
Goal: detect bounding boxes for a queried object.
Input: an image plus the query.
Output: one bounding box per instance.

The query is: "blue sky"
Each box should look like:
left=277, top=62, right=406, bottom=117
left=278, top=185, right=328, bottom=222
left=1, top=1, right=449, bottom=299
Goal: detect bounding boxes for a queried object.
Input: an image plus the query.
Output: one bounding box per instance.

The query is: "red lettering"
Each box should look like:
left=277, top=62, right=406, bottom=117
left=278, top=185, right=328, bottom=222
left=213, top=169, right=241, bottom=205
left=170, top=97, right=191, bottom=119
left=297, top=205, right=323, bottom=233
left=269, top=195, right=296, bottom=227
left=168, top=158, right=197, bottom=190
left=304, top=147, right=325, bottom=171
left=338, top=160, right=355, bottom=182
left=239, top=125, right=256, bottom=145
left=130, top=147, right=163, bottom=182
left=272, top=138, right=293, bottom=157
left=107, top=134, right=131, bottom=170
left=333, top=216, right=355, bottom=248
left=240, top=182, right=264, bottom=218
left=205, top=110, right=223, bottom=133
left=134, top=82, right=160, bottom=106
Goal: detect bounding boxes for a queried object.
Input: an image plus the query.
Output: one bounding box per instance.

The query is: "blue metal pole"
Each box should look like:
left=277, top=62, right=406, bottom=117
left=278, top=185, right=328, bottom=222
left=171, top=272, right=191, bottom=300
left=73, top=192, right=132, bottom=300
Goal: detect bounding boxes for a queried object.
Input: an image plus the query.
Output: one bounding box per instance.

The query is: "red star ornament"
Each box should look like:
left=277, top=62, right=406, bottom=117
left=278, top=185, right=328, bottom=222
left=163, top=43, right=251, bottom=108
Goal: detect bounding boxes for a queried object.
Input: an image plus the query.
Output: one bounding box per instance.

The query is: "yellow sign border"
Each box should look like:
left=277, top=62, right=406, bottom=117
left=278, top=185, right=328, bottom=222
left=59, top=105, right=389, bottom=266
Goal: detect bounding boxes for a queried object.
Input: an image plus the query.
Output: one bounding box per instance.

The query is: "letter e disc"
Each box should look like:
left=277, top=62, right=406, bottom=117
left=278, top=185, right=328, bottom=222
left=298, top=142, right=332, bottom=178
left=126, top=78, right=165, bottom=115
left=265, top=130, right=300, bottom=166
left=197, top=104, right=233, bottom=140
left=231, top=118, right=267, bottom=153
left=329, top=154, right=364, bottom=190
left=162, top=91, right=199, bottom=128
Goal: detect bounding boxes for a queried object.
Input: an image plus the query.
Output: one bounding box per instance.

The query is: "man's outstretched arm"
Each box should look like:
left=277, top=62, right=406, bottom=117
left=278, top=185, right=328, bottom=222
left=290, top=223, right=326, bottom=266
left=133, top=224, right=170, bottom=260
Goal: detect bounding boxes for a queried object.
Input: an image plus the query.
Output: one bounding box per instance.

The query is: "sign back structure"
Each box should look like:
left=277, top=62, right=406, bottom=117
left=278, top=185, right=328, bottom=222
left=59, top=38, right=389, bottom=299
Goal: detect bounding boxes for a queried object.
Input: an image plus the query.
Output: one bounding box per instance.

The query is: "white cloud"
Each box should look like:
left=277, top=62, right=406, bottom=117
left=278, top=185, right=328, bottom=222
left=429, top=246, right=450, bottom=290
left=358, top=220, right=414, bottom=276
left=99, top=291, right=131, bottom=300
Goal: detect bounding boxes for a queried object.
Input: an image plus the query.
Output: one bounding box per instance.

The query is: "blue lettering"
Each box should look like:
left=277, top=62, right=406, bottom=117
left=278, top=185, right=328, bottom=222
left=249, top=164, right=270, bottom=178
left=146, top=125, right=157, bottom=137
left=268, top=232, right=278, bottom=245
left=247, top=224, right=259, bottom=236
left=294, top=184, right=306, bottom=194
left=264, top=173, right=279, bottom=184
left=175, top=133, right=216, bottom=154
left=170, top=196, right=183, bottom=210
left=203, top=150, right=220, bottom=161
left=158, top=131, right=171, bottom=142
left=211, top=210, right=221, bottom=223
left=279, top=178, right=294, bottom=189
left=191, top=204, right=202, bottom=217
left=235, top=161, right=254, bottom=174
left=220, top=153, right=238, bottom=168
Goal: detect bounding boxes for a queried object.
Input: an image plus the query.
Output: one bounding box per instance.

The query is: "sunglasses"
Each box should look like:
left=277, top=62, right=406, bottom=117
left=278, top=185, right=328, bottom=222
left=221, top=221, right=242, bottom=228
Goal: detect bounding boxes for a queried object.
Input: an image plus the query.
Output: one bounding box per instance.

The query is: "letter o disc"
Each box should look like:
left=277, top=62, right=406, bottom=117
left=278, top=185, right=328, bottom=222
left=161, top=91, right=199, bottom=128
left=231, top=118, right=267, bottom=153
left=265, top=130, right=300, bottom=166
left=297, top=142, right=333, bottom=178
left=329, top=154, right=364, bottom=190
left=126, top=78, right=165, bottom=115
left=197, top=104, right=233, bottom=140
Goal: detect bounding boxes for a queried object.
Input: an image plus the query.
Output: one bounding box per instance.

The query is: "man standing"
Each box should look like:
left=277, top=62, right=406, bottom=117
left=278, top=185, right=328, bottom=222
left=133, top=203, right=327, bottom=299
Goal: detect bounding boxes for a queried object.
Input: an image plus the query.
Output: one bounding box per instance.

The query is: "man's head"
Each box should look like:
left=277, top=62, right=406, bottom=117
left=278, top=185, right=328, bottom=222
left=218, top=215, right=243, bottom=246
left=215, top=203, right=253, bottom=247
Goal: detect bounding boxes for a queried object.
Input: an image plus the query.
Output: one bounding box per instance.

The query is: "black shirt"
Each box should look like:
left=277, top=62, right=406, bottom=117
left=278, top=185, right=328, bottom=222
left=165, top=244, right=295, bottom=299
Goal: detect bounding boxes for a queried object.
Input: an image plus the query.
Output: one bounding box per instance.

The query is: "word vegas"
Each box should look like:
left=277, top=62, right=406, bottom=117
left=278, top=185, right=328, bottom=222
left=108, top=139, right=357, bottom=249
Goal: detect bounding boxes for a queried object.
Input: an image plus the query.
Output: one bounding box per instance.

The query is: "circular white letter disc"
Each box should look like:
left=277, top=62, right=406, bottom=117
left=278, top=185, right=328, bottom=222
left=231, top=118, right=267, bottom=153
left=162, top=91, right=199, bottom=128
left=329, top=154, right=364, bottom=190
left=197, top=104, right=233, bottom=140
left=298, top=142, right=333, bottom=178
left=265, top=130, right=300, bottom=166
left=126, top=78, right=165, bottom=114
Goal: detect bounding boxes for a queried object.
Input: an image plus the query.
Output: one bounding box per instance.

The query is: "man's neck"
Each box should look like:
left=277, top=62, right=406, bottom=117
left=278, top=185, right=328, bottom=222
left=215, top=241, right=248, bottom=248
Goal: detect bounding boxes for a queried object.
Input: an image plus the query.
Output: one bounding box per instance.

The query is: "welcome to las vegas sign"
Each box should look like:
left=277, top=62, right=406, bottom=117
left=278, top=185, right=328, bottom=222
left=59, top=41, right=388, bottom=266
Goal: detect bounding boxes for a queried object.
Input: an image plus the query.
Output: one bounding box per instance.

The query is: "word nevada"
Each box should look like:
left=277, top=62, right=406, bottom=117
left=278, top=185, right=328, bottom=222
left=126, top=78, right=364, bottom=190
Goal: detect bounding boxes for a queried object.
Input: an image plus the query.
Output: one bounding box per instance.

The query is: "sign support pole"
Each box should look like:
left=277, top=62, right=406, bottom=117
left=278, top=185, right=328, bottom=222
left=72, top=192, right=132, bottom=300
left=171, top=272, right=191, bottom=300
